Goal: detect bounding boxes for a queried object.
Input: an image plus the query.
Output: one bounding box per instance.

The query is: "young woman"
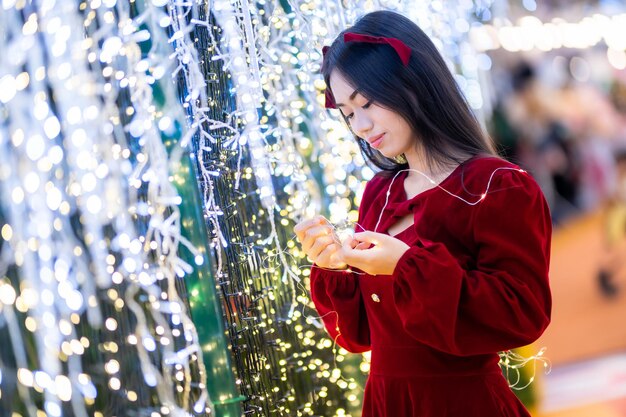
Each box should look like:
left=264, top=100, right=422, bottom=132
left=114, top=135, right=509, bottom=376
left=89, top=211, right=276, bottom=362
left=294, top=10, right=552, bottom=417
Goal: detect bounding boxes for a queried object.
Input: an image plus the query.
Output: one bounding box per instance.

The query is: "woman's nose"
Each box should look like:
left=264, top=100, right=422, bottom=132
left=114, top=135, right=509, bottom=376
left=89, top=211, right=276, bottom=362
left=351, top=112, right=373, bottom=137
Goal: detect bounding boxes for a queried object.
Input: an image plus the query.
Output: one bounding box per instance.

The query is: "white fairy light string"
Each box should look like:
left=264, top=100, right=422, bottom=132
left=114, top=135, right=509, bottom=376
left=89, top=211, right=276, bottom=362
left=0, top=0, right=211, bottom=415
left=167, top=2, right=237, bottom=290
left=169, top=0, right=310, bottom=316
left=166, top=1, right=370, bottom=414
left=373, top=166, right=527, bottom=233
left=85, top=2, right=212, bottom=414
left=208, top=0, right=307, bottom=327
left=500, top=348, right=551, bottom=390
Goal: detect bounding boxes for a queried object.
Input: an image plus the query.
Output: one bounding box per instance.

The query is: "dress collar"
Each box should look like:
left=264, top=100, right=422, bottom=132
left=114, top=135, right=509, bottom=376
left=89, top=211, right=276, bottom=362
left=374, top=156, right=479, bottom=233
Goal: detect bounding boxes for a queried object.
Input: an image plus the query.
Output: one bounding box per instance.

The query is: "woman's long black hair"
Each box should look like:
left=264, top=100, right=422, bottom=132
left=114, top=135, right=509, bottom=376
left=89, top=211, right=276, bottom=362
left=321, top=10, right=497, bottom=173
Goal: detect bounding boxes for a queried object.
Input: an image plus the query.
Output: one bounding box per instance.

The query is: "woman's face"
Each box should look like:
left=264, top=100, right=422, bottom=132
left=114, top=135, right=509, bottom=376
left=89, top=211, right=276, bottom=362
left=329, top=70, right=418, bottom=160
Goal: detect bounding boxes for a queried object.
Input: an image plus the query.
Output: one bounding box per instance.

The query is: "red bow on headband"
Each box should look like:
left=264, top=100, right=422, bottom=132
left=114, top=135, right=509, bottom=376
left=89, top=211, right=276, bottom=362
left=343, top=32, right=412, bottom=66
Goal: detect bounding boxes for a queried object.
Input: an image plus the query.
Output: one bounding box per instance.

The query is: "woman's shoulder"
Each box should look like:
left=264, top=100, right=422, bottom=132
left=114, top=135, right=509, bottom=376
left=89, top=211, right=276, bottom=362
left=461, top=154, right=523, bottom=182
left=459, top=154, right=543, bottom=198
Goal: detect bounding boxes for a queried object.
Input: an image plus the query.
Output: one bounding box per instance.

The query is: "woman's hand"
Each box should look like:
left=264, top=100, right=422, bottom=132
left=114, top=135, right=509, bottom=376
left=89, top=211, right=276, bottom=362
left=294, top=215, right=347, bottom=270
left=342, top=231, right=410, bottom=275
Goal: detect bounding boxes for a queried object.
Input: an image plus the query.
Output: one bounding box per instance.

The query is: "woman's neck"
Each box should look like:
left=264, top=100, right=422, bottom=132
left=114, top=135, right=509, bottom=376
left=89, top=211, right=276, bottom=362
left=404, top=147, right=460, bottom=180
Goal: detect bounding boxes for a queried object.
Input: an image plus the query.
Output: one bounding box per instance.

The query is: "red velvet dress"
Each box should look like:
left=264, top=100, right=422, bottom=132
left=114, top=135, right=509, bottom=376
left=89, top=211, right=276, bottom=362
left=310, top=155, right=552, bottom=416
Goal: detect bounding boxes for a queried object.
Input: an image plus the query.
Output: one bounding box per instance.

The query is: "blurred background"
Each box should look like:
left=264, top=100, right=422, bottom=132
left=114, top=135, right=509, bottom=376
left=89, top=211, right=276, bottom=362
left=474, top=0, right=626, bottom=416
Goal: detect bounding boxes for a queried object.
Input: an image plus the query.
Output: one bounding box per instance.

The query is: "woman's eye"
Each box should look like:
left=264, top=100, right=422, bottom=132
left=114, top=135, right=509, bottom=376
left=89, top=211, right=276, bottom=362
left=345, top=101, right=372, bottom=120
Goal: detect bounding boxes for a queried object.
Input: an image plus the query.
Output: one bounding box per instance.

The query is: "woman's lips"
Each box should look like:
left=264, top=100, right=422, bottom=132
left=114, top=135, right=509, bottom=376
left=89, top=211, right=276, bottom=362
left=370, top=133, right=384, bottom=148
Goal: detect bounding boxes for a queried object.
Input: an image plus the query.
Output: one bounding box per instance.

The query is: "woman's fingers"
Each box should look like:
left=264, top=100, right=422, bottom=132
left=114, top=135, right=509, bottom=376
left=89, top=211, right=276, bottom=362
left=294, top=216, right=337, bottom=243
left=297, top=224, right=411, bottom=274
left=341, top=244, right=372, bottom=269
left=342, top=232, right=410, bottom=275
left=308, top=234, right=335, bottom=260
left=317, top=243, right=346, bottom=269
left=302, top=225, right=336, bottom=250
left=294, top=216, right=324, bottom=240
left=352, top=230, right=383, bottom=245
left=294, top=216, right=348, bottom=269
left=344, top=237, right=369, bottom=250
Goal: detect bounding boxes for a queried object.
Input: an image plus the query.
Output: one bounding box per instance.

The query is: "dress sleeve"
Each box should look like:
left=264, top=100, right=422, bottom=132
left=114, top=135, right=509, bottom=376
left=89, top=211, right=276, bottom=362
left=308, top=177, right=385, bottom=354
left=391, top=170, right=552, bottom=356
left=309, top=268, right=370, bottom=353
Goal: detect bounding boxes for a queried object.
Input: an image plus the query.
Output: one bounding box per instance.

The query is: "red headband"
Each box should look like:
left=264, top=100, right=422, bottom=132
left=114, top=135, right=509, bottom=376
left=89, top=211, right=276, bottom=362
left=343, top=32, right=412, bottom=66
left=322, top=33, right=412, bottom=109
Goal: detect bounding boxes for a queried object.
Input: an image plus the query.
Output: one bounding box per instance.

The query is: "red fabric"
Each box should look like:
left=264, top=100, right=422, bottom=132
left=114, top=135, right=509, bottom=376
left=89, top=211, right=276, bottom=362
left=310, top=155, right=552, bottom=416
left=343, top=32, right=412, bottom=66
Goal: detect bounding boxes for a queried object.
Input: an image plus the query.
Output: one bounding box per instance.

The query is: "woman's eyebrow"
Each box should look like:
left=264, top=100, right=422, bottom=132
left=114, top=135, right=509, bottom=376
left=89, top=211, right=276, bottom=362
left=336, top=89, right=360, bottom=107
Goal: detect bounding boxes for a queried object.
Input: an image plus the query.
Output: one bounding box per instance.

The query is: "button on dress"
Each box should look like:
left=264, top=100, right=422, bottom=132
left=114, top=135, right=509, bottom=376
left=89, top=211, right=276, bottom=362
left=310, top=155, right=552, bottom=417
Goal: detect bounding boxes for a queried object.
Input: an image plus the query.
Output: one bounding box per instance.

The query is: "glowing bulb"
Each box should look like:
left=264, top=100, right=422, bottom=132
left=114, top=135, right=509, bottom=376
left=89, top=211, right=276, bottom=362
left=109, top=377, right=121, bottom=390
left=23, top=172, right=40, bottom=193
left=17, top=368, right=34, bottom=387
left=0, top=283, right=17, bottom=305
left=0, top=75, right=16, bottom=103
left=144, top=372, right=157, bottom=387
left=45, top=402, right=62, bottom=417
left=26, top=134, right=45, bottom=160
left=86, top=195, right=102, bottom=214
left=105, top=360, right=120, bottom=374
left=34, top=371, right=52, bottom=389
left=1, top=224, right=13, bottom=241
left=143, top=337, right=157, bottom=351
left=105, top=318, right=118, bottom=331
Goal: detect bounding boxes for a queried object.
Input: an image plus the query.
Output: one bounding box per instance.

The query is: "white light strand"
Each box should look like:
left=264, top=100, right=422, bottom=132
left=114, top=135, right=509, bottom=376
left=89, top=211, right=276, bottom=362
left=374, top=166, right=527, bottom=233
left=500, top=347, right=552, bottom=390
left=91, top=1, right=211, bottom=414
left=0, top=1, right=211, bottom=415
left=169, top=0, right=307, bottom=316
left=167, top=1, right=229, bottom=283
